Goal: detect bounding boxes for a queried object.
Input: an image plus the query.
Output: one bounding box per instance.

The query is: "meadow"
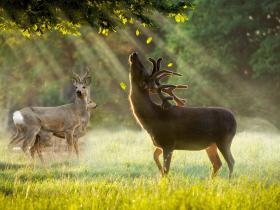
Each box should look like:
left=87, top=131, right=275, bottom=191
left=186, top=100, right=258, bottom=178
left=0, top=128, right=280, bottom=210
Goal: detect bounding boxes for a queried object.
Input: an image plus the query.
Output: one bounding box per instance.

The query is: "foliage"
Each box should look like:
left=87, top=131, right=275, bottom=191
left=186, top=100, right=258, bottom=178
left=0, top=130, right=280, bottom=209
left=0, top=28, right=137, bottom=128
left=0, top=0, right=193, bottom=36
left=0, top=0, right=280, bottom=129
left=159, top=0, right=280, bottom=127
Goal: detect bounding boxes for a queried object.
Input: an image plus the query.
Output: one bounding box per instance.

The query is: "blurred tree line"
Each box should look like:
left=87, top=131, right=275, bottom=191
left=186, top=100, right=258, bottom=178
left=156, top=0, right=280, bottom=130
left=0, top=27, right=140, bottom=130
left=0, top=0, right=279, bottom=131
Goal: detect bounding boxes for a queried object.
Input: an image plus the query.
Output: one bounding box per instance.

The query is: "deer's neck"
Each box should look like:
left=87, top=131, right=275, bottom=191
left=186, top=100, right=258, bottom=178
left=129, top=79, right=158, bottom=124
left=74, top=96, right=87, bottom=115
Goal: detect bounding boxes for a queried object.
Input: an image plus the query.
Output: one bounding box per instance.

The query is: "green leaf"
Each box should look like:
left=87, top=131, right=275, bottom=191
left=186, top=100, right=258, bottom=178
left=167, top=63, right=173, bottom=67
left=146, top=37, right=152, bottom=44
left=175, top=14, right=187, bottom=23
left=136, top=29, right=140, bottom=36
left=120, top=82, right=127, bottom=90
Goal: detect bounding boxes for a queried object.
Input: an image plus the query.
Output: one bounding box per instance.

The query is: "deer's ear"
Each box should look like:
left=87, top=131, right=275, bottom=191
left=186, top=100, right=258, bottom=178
left=84, top=77, right=91, bottom=86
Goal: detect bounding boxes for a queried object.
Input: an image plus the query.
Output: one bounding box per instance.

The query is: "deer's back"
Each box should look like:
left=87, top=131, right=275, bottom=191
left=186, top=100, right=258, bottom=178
left=19, top=104, right=79, bottom=132
left=138, top=106, right=236, bottom=150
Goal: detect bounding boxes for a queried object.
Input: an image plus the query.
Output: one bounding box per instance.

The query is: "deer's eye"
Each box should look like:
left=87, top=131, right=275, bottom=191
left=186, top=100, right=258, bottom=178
left=83, top=86, right=86, bottom=89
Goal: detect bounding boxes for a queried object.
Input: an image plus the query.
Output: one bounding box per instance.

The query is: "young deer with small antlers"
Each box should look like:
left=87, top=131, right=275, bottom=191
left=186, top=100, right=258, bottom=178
left=129, top=52, right=237, bottom=178
left=9, top=71, right=95, bottom=160
left=30, top=98, right=97, bottom=162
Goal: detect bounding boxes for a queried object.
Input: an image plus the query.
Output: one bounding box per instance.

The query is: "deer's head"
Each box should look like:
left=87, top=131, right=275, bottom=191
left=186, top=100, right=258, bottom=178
left=129, top=52, right=150, bottom=89
left=129, top=52, right=188, bottom=107
left=72, top=70, right=91, bottom=99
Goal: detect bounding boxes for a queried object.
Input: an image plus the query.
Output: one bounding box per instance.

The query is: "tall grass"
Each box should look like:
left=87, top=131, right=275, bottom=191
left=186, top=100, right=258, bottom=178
left=0, top=129, right=279, bottom=209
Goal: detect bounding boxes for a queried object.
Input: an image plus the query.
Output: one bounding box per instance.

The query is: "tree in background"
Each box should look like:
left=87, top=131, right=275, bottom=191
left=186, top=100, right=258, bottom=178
left=1, top=0, right=279, bottom=131
left=160, top=0, right=280, bottom=129
left=0, top=0, right=192, bottom=36
left=0, top=0, right=193, bottom=130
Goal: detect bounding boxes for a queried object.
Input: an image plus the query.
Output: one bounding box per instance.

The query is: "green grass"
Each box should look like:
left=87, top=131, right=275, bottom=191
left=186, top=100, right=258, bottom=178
left=0, top=129, right=280, bottom=209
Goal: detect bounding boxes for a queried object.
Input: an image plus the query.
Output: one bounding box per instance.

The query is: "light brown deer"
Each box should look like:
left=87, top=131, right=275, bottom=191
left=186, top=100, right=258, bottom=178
left=30, top=98, right=97, bottom=162
left=9, top=71, right=93, bottom=159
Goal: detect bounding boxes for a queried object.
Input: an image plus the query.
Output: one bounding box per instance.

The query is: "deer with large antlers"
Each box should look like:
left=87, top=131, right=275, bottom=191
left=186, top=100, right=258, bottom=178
left=129, top=52, right=237, bottom=178
left=9, top=71, right=96, bottom=160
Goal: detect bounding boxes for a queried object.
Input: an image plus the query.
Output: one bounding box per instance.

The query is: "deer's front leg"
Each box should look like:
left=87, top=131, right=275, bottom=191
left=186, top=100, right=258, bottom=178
left=65, top=124, right=80, bottom=157
left=153, top=147, right=164, bottom=176
left=73, top=136, right=79, bottom=159
left=65, top=129, right=75, bottom=155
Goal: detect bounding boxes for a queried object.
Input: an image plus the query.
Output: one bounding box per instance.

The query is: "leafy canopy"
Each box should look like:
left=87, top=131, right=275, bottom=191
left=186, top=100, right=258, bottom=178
left=0, top=0, right=193, bottom=37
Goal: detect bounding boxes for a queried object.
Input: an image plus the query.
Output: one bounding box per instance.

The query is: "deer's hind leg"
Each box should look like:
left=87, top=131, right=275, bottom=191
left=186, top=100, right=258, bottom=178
left=21, top=126, right=41, bottom=154
left=32, top=131, right=53, bottom=162
left=206, top=144, right=222, bottom=178
left=10, top=126, right=20, bottom=142
left=9, top=125, right=25, bottom=148
left=35, top=140, right=44, bottom=163
left=30, top=135, right=44, bottom=163
left=217, top=137, right=235, bottom=179
left=30, top=137, right=37, bottom=159
left=163, top=147, right=173, bottom=175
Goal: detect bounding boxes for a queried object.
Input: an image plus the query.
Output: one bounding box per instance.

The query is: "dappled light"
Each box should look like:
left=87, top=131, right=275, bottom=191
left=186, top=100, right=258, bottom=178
left=0, top=0, right=280, bottom=209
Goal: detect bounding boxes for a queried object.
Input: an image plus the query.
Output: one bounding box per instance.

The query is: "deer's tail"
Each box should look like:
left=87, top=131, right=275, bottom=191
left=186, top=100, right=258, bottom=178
left=13, top=111, right=25, bottom=125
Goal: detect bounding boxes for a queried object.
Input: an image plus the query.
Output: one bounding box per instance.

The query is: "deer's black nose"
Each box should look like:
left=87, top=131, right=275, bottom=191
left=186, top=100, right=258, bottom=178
left=76, top=90, right=82, bottom=96
left=131, top=52, right=138, bottom=57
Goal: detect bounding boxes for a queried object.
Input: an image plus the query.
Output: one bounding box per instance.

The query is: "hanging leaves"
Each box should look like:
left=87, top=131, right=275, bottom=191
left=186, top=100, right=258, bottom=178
left=174, top=14, right=188, bottom=23
left=146, top=37, right=153, bottom=44
left=0, top=1, right=193, bottom=36
left=136, top=29, right=140, bottom=36
left=120, top=82, right=127, bottom=90
left=167, top=63, right=173, bottom=67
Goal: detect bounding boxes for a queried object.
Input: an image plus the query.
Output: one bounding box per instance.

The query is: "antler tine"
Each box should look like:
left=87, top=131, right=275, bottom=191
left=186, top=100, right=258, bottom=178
left=162, top=85, right=188, bottom=107
left=151, top=70, right=182, bottom=80
left=156, top=58, right=162, bottom=72
left=148, top=58, right=157, bottom=75
left=72, top=71, right=81, bottom=82
left=156, top=84, right=188, bottom=107
left=148, top=56, right=188, bottom=108
left=158, top=84, right=177, bottom=91
left=176, top=85, right=188, bottom=89
left=81, top=67, right=91, bottom=81
left=156, top=86, right=174, bottom=110
left=155, top=72, right=175, bottom=85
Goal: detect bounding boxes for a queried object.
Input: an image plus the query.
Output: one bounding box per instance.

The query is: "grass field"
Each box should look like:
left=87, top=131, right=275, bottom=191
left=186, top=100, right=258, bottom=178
left=0, top=129, right=280, bottom=209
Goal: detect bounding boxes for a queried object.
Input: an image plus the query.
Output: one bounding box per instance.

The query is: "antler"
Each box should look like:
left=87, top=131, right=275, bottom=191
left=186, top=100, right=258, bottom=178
left=156, top=58, right=162, bottom=72
left=151, top=70, right=182, bottom=81
left=148, top=57, right=163, bottom=75
left=162, top=85, right=188, bottom=107
left=81, top=67, right=92, bottom=85
left=148, top=58, right=188, bottom=108
left=81, top=67, right=90, bottom=81
left=148, top=58, right=157, bottom=75
left=72, top=71, right=81, bottom=83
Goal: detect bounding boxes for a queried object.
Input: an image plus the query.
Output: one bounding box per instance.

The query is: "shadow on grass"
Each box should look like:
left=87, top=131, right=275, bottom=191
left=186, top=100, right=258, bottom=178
left=0, top=187, right=13, bottom=196
left=0, top=161, right=25, bottom=170
left=3, top=162, right=228, bottom=182
left=0, top=159, right=278, bottom=183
